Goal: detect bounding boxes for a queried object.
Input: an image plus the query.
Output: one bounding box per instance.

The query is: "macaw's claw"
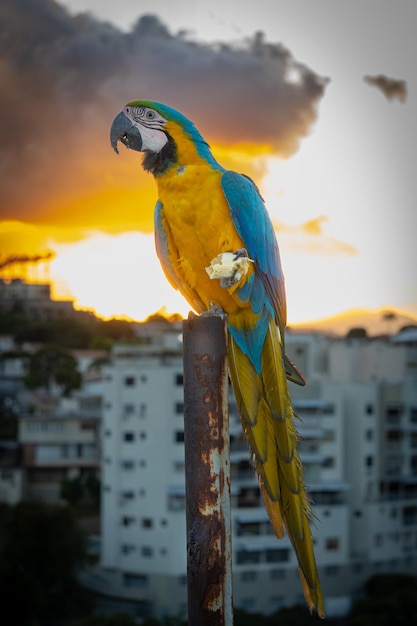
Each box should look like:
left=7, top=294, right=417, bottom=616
left=205, top=249, right=253, bottom=287
left=200, top=303, right=226, bottom=318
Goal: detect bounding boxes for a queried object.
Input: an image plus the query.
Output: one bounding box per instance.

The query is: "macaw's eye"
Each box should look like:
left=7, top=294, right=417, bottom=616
left=146, top=110, right=155, bottom=119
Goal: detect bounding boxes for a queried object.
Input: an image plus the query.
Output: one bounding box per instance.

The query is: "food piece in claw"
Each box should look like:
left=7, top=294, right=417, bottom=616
left=205, top=249, right=253, bottom=288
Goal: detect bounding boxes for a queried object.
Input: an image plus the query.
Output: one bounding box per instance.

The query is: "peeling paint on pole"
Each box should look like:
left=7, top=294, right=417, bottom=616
left=182, top=312, right=234, bottom=626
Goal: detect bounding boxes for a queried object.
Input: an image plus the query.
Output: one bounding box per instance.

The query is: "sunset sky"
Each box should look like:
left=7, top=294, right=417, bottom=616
left=0, top=0, right=416, bottom=323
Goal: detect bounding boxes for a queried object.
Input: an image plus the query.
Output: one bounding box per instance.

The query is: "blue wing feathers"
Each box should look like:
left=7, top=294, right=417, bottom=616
left=221, top=170, right=287, bottom=374
left=221, top=171, right=286, bottom=331
left=154, top=200, right=181, bottom=291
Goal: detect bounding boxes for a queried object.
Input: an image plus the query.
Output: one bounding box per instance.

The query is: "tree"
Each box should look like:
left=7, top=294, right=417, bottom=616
left=60, top=472, right=100, bottom=507
left=25, top=345, right=82, bottom=396
left=0, top=501, right=92, bottom=625
left=61, top=475, right=84, bottom=506
left=72, top=614, right=138, bottom=626
left=382, top=311, right=397, bottom=335
left=346, top=327, right=368, bottom=339
left=350, top=573, right=417, bottom=626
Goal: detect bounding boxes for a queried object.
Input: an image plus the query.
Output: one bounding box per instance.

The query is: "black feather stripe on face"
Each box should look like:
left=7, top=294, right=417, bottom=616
left=142, top=134, right=177, bottom=175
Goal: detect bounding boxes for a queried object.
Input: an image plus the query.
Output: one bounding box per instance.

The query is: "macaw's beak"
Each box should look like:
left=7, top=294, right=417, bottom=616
left=110, top=111, right=143, bottom=154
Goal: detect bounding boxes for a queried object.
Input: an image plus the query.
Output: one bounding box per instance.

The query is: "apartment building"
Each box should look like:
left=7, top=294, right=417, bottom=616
left=83, top=323, right=417, bottom=620
left=0, top=278, right=76, bottom=318
left=18, top=394, right=101, bottom=502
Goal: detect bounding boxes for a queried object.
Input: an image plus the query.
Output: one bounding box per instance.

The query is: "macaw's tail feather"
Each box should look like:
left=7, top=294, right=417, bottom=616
left=228, top=321, right=325, bottom=618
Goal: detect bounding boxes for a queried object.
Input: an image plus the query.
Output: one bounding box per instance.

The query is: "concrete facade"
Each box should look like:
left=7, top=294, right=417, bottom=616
left=87, top=325, right=417, bottom=620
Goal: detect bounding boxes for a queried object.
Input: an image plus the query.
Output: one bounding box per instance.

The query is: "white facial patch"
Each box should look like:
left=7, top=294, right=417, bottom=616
left=138, top=125, right=168, bottom=152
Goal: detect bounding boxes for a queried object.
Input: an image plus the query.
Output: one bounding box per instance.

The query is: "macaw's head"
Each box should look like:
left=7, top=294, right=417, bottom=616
left=110, top=100, right=214, bottom=175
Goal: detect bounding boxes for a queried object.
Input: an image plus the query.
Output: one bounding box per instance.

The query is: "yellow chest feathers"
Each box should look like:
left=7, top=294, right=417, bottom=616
left=156, top=165, right=244, bottom=261
left=155, top=165, right=250, bottom=310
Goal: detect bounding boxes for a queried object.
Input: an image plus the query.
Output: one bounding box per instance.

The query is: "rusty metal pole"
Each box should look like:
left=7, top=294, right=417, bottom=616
left=182, top=312, right=234, bottom=626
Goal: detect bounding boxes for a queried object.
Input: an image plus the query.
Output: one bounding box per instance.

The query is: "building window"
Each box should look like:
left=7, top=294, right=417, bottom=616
left=365, top=455, right=374, bottom=467
left=325, top=538, right=339, bottom=551
left=121, top=544, right=136, bottom=555
left=386, top=405, right=403, bottom=423
left=325, top=565, right=340, bottom=576
left=237, top=487, right=261, bottom=508
left=139, top=431, right=147, bottom=440
left=270, top=569, right=285, bottom=580
left=241, top=598, right=256, bottom=612
left=173, top=460, right=185, bottom=473
left=121, top=490, right=135, bottom=500
left=124, top=376, right=135, bottom=386
left=122, top=516, right=136, bottom=526
left=175, top=402, right=184, bottom=414
left=236, top=550, right=261, bottom=564
left=139, top=403, right=147, bottom=418
left=141, top=546, right=153, bottom=557
left=269, top=596, right=285, bottom=612
left=175, top=431, right=185, bottom=443
left=236, top=522, right=260, bottom=537
left=241, top=571, right=257, bottom=582
left=123, top=573, right=148, bottom=588
left=124, top=403, right=135, bottom=415
left=386, top=430, right=402, bottom=443
left=403, top=506, right=417, bottom=526
left=140, top=374, right=148, bottom=383
left=366, top=404, right=374, bottom=415
left=168, top=494, right=185, bottom=511
left=365, top=429, right=374, bottom=441
left=266, top=549, right=290, bottom=563
left=142, top=518, right=153, bottom=529
left=386, top=455, right=402, bottom=476
left=322, top=457, right=335, bottom=468
left=124, top=432, right=135, bottom=442
left=175, top=373, right=183, bottom=386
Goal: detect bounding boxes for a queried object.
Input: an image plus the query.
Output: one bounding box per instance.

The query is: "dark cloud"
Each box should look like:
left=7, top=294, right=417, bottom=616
left=363, top=74, right=407, bottom=102
left=0, top=0, right=329, bottom=229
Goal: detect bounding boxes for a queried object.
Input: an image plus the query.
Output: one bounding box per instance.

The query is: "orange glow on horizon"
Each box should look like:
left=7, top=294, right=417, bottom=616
left=1, top=137, right=416, bottom=327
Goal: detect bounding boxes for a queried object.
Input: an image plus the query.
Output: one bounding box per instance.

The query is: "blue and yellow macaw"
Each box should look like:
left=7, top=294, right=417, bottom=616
left=110, top=101, right=324, bottom=617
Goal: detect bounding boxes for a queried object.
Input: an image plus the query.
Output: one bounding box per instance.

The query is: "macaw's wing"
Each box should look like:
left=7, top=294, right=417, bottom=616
left=154, top=200, right=206, bottom=313
left=221, top=171, right=304, bottom=386
left=221, top=170, right=287, bottom=334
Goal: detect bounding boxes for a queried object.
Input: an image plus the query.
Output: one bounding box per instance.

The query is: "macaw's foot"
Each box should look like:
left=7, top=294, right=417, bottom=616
left=205, top=249, right=253, bottom=288
left=200, top=303, right=226, bottom=318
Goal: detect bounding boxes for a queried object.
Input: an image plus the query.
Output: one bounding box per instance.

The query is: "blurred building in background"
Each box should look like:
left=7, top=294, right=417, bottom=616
left=77, top=323, right=417, bottom=620
left=1, top=305, right=416, bottom=620
left=0, top=278, right=90, bottom=319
